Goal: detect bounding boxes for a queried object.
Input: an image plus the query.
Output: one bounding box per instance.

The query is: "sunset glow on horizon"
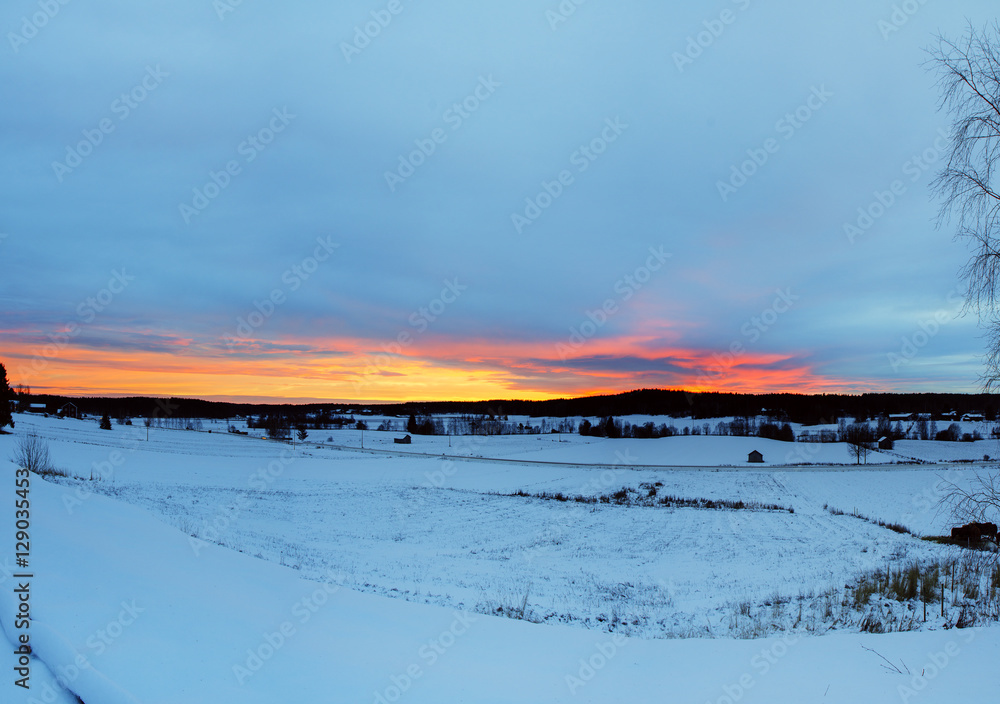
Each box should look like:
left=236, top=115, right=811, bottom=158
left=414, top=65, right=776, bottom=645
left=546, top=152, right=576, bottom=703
left=2, top=331, right=906, bottom=404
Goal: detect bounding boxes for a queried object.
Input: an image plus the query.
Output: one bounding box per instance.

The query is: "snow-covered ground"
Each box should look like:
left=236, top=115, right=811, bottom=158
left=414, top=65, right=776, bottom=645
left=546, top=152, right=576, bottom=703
left=1, top=413, right=997, bottom=702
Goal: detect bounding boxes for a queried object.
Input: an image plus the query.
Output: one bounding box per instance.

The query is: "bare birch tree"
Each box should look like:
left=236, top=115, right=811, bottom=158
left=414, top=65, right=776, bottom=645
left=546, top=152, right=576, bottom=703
left=930, top=23, right=1000, bottom=387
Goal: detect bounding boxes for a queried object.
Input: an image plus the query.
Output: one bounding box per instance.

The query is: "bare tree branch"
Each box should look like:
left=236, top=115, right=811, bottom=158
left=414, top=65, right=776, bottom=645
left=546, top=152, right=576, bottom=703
left=929, top=22, right=1000, bottom=387
left=937, top=468, right=1000, bottom=524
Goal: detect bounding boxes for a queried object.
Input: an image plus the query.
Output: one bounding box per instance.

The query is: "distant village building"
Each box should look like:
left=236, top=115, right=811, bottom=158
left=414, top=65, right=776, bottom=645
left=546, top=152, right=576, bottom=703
left=394, top=435, right=412, bottom=445
left=962, top=413, right=984, bottom=422
left=748, top=450, right=764, bottom=463
left=878, top=436, right=893, bottom=450
left=27, top=403, right=47, bottom=414
left=59, top=402, right=78, bottom=419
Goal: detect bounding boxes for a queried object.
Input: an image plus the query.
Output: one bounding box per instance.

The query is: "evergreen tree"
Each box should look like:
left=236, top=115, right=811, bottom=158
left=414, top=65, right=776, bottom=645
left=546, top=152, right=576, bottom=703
left=0, top=363, right=13, bottom=430
left=779, top=423, right=795, bottom=443
left=265, top=414, right=289, bottom=439
left=875, top=414, right=892, bottom=440
left=602, top=416, right=621, bottom=438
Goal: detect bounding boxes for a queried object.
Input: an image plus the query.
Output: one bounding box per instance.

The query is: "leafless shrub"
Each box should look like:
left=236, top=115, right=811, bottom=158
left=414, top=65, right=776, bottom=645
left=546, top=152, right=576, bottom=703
left=11, top=431, right=55, bottom=475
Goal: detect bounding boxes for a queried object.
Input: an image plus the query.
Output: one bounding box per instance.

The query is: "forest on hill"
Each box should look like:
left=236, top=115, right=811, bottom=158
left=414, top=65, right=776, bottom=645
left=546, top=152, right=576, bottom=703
left=10, top=388, right=1000, bottom=427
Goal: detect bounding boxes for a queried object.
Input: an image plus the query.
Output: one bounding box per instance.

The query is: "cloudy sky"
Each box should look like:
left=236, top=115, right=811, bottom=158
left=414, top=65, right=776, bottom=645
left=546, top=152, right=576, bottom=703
left=1, top=0, right=996, bottom=403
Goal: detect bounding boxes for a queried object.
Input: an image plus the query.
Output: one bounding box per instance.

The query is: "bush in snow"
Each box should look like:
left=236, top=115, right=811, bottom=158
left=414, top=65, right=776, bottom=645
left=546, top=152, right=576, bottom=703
left=12, top=431, right=57, bottom=476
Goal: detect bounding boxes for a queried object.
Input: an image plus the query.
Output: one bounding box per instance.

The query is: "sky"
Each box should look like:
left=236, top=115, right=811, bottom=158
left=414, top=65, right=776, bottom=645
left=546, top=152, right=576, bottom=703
left=1, top=0, right=997, bottom=403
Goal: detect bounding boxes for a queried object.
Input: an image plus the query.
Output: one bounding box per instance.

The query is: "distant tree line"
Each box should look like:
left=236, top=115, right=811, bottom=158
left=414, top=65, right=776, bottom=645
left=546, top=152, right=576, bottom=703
left=576, top=415, right=796, bottom=441
left=6, top=384, right=1000, bottom=438
left=374, top=389, right=1000, bottom=425
left=7, top=389, right=999, bottom=427
left=400, top=413, right=573, bottom=437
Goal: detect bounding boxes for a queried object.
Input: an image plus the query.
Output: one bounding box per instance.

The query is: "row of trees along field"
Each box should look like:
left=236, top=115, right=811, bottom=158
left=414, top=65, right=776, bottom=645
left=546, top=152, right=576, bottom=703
left=5, top=387, right=1000, bottom=429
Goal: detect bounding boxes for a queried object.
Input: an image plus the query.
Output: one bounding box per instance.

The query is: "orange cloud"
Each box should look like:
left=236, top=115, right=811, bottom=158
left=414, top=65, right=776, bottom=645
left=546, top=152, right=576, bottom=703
left=1, top=325, right=862, bottom=403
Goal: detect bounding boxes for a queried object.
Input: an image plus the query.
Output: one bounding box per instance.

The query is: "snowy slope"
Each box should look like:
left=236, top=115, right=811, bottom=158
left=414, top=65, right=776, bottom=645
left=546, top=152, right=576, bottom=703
left=1, top=415, right=989, bottom=642
left=14, top=413, right=990, bottom=468
left=1, top=473, right=997, bottom=704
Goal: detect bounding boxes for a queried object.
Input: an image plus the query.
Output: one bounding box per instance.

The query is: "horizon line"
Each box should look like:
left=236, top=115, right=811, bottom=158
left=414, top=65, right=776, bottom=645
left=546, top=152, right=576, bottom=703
left=14, top=387, right=1000, bottom=407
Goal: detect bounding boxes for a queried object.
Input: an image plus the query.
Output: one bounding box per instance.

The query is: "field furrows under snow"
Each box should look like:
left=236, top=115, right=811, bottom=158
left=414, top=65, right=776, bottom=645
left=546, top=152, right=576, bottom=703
left=12, top=415, right=981, bottom=639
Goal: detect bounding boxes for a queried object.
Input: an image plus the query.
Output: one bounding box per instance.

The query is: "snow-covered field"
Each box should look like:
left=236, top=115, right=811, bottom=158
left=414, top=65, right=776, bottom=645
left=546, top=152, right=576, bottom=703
left=1, top=413, right=998, bottom=702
